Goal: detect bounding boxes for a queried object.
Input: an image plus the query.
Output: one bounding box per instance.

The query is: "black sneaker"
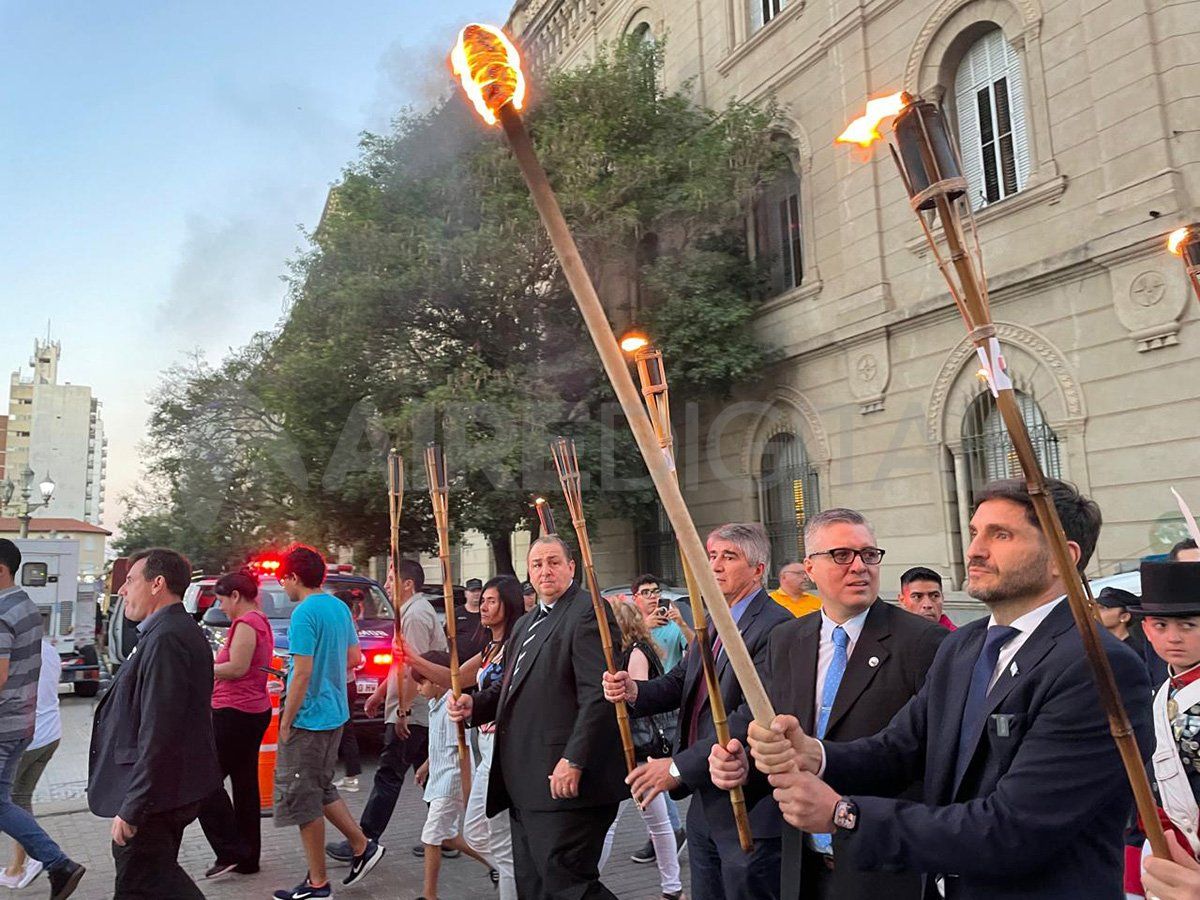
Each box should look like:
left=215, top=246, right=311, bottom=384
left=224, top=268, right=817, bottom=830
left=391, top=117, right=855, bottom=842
left=204, top=861, right=239, bottom=879
left=630, top=839, right=656, bottom=864
left=411, top=843, right=461, bottom=859
left=675, top=827, right=688, bottom=854
left=343, top=840, right=385, bottom=887
left=48, top=862, right=84, bottom=900
left=326, top=840, right=353, bottom=864
left=273, top=878, right=332, bottom=899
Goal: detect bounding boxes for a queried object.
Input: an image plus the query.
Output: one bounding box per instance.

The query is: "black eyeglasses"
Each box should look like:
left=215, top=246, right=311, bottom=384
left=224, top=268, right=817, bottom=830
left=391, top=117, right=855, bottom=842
left=808, top=547, right=886, bottom=566
left=636, top=588, right=663, bottom=597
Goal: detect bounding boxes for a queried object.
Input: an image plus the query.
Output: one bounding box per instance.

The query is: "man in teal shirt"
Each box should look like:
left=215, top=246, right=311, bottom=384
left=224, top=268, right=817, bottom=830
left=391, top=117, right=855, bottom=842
left=272, top=545, right=385, bottom=900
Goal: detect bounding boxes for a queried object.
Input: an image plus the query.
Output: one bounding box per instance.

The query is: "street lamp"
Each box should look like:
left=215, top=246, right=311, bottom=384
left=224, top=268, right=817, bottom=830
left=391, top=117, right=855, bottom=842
left=0, top=466, right=56, bottom=539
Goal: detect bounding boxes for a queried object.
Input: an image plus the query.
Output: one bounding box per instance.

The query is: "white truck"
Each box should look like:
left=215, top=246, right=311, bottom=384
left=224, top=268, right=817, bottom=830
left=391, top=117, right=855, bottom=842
left=14, top=538, right=101, bottom=697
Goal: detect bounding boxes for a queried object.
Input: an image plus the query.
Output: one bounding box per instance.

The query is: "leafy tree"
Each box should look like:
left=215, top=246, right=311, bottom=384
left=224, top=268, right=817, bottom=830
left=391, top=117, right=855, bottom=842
left=121, top=39, right=785, bottom=575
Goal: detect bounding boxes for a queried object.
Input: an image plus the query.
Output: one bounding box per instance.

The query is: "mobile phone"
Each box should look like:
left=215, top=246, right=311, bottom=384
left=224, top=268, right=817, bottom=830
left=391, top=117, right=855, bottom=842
left=656, top=602, right=670, bottom=615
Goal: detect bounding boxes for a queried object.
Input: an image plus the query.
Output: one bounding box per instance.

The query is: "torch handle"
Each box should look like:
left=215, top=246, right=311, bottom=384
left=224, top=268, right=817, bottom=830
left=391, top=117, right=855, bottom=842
left=680, top=552, right=755, bottom=853
left=436, top=528, right=471, bottom=770
left=498, top=104, right=775, bottom=728
left=570, top=513, right=638, bottom=777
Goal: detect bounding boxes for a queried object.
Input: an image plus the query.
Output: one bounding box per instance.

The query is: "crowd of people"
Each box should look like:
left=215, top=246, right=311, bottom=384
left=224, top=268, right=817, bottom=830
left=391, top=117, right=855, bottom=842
left=5, top=474, right=1200, bottom=898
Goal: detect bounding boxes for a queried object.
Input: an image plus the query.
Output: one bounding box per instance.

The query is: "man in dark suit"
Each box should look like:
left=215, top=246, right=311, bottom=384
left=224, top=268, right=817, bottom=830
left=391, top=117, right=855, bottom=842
left=603, top=522, right=793, bottom=899
left=89, top=547, right=222, bottom=899
left=747, top=479, right=1154, bottom=900
left=710, top=509, right=946, bottom=899
left=448, top=536, right=627, bottom=899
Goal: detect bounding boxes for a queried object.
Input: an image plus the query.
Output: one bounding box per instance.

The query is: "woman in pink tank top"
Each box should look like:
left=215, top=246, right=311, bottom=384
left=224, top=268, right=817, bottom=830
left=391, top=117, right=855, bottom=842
left=197, top=571, right=275, bottom=880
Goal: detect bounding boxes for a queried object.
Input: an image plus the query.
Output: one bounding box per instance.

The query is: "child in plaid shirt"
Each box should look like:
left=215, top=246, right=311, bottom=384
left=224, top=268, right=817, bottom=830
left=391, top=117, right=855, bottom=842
left=413, top=652, right=490, bottom=900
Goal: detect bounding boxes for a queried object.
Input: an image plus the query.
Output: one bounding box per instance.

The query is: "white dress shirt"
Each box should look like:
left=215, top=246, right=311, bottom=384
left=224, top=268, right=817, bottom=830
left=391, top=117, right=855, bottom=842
left=984, top=596, right=1063, bottom=691
left=814, top=606, right=872, bottom=718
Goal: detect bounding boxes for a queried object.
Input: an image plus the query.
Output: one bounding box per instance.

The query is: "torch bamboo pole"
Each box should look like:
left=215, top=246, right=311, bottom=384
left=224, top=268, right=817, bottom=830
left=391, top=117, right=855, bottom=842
left=905, top=127, right=1168, bottom=860
left=424, top=444, right=472, bottom=798
left=497, top=103, right=775, bottom=727
left=387, top=449, right=404, bottom=644
left=633, top=349, right=754, bottom=852
left=550, top=438, right=638, bottom=777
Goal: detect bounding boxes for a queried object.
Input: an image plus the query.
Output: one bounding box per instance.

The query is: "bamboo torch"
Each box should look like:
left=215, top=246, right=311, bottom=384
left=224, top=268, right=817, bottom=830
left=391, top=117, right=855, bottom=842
left=838, top=92, right=1168, bottom=858
left=549, top=437, right=638, bottom=777
left=622, top=337, right=754, bottom=852
left=1168, top=226, right=1200, bottom=305
left=534, top=495, right=558, bottom=537
left=386, top=449, right=404, bottom=644
left=450, top=25, right=775, bottom=729
left=423, top=443, right=472, bottom=796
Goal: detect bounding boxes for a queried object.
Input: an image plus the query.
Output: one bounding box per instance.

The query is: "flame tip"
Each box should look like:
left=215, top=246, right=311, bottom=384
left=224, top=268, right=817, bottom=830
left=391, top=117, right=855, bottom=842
left=1168, top=226, right=1191, bottom=255
left=836, top=91, right=910, bottom=148
left=452, top=22, right=526, bottom=126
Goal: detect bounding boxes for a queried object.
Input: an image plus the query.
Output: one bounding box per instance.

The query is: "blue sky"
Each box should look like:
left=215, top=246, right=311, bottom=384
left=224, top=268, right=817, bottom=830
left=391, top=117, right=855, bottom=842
left=0, top=1, right=510, bottom=531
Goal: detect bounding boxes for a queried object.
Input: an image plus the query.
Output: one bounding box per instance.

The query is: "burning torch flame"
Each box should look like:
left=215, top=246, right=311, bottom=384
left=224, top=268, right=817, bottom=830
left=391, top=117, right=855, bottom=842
left=451, top=23, right=526, bottom=126
left=620, top=332, right=650, bottom=354
left=836, top=92, right=910, bottom=148
left=1168, top=227, right=1190, bottom=256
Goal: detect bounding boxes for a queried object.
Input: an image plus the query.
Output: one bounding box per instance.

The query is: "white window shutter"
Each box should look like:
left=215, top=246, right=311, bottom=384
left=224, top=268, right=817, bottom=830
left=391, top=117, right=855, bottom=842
left=749, top=0, right=764, bottom=33
left=955, top=43, right=986, bottom=210
left=1003, top=39, right=1031, bottom=190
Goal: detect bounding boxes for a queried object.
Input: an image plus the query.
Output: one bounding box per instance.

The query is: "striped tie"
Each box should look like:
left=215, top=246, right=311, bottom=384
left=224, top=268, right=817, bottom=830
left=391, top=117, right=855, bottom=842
left=511, top=604, right=549, bottom=682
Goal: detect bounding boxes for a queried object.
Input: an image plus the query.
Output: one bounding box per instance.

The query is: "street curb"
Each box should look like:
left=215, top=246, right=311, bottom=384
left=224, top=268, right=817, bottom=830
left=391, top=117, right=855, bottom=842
left=36, top=798, right=91, bottom=818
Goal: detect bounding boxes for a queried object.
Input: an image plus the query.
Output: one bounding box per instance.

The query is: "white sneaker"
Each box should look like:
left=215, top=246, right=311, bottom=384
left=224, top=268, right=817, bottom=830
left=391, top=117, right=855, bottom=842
left=335, top=776, right=360, bottom=792
left=0, top=868, right=21, bottom=889
left=16, top=859, right=42, bottom=889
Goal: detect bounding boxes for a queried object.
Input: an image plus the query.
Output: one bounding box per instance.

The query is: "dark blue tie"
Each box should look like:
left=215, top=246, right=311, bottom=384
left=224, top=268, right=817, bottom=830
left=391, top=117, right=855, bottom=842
left=955, top=625, right=1018, bottom=783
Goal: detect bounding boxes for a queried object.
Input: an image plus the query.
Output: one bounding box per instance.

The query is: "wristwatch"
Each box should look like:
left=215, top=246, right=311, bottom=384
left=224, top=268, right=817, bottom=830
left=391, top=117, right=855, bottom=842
left=668, top=761, right=681, bottom=780
left=833, top=798, right=859, bottom=832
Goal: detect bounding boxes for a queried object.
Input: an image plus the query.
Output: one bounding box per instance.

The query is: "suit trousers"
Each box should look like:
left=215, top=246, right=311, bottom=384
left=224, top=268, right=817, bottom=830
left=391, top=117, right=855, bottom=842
left=687, top=798, right=782, bottom=900
left=509, top=803, right=620, bottom=900
left=198, top=706, right=272, bottom=869
left=359, top=723, right=428, bottom=840
left=112, top=800, right=205, bottom=899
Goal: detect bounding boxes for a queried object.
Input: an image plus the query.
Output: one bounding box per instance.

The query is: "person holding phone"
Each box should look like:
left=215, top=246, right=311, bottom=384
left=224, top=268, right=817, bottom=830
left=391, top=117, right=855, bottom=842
left=632, top=575, right=693, bottom=673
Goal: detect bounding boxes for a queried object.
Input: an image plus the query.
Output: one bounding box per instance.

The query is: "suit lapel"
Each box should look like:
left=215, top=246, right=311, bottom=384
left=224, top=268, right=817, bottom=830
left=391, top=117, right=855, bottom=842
left=825, top=600, right=891, bottom=738
left=716, top=589, right=768, bottom=682
left=792, top=614, right=821, bottom=733
left=504, top=589, right=573, bottom=699
left=951, top=601, right=1071, bottom=798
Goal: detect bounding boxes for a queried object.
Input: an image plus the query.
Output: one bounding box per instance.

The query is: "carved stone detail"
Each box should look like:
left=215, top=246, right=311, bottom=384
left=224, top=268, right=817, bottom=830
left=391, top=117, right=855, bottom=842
left=847, top=335, right=891, bottom=415
left=1109, top=263, right=1188, bottom=353
left=926, top=321, right=1084, bottom=443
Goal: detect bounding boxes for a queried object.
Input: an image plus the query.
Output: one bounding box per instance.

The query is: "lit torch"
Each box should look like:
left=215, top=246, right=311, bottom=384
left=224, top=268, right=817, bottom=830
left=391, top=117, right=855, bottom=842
left=533, top=496, right=558, bottom=537
left=449, top=25, right=775, bottom=726
left=839, top=91, right=1168, bottom=858
left=1168, top=225, right=1200, bottom=305
left=386, top=448, right=404, bottom=645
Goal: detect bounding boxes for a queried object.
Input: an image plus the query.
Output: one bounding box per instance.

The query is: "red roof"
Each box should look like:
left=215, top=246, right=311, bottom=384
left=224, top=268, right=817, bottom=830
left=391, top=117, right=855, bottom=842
left=0, top=517, right=111, bottom=536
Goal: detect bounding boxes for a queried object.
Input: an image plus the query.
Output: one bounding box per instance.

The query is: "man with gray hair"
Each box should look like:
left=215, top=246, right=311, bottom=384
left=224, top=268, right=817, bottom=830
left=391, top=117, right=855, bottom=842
left=603, top=523, right=792, bottom=899
left=709, top=508, right=946, bottom=899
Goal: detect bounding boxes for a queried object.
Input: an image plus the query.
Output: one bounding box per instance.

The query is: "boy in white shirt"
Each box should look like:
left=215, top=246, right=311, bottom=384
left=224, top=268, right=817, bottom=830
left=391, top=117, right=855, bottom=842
left=412, top=651, right=489, bottom=900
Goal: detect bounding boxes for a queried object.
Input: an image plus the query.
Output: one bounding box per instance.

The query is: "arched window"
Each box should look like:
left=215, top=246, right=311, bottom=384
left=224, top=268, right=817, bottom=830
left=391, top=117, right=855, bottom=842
left=753, top=148, right=804, bottom=296
left=630, top=20, right=654, bottom=44
left=760, top=433, right=820, bottom=578
left=961, top=388, right=1060, bottom=505
left=953, top=28, right=1030, bottom=210
left=750, top=0, right=788, bottom=32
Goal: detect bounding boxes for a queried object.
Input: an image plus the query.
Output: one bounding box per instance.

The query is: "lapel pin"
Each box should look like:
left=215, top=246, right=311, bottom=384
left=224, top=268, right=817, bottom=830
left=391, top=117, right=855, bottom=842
left=868, top=656, right=880, bottom=668
left=1009, top=661, right=1019, bottom=677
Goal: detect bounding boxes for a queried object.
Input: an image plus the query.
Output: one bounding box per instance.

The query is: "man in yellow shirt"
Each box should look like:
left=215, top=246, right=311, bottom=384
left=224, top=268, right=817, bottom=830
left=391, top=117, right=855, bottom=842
left=769, top=561, right=821, bottom=617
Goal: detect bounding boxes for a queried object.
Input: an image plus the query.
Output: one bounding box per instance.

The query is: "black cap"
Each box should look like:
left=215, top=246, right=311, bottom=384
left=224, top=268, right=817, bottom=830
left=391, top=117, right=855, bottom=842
left=464, top=578, right=483, bottom=591
left=1094, top=586, right=1139, bottom=609
left=522, top=581, right=536, bottom=595
left=1126, top=561, right=1200, bottom=617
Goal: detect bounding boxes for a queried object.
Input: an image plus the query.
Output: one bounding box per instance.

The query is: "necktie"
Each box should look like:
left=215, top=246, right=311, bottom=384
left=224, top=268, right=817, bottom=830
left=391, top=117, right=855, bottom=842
left=510, top=605, right=549, bottom=683
left=810, top=626, right=849, bottom=855
left=955, top=625, right=1018, bottom=784
left=686, top=628, right=725, bottom=746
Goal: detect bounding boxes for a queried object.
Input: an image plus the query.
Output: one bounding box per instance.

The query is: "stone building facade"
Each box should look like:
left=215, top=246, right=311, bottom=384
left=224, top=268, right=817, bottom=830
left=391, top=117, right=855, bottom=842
left=504, top=0, right=1200, bottom=590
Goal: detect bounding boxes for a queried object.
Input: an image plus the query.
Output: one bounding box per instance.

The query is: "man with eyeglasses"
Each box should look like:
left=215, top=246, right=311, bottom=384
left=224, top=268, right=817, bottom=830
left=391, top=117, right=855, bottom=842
left=740, top=480, right=1153, bottom=900
left=631, top=574, right=694, bottom=673
left=708, top=508, right=945, bottom=900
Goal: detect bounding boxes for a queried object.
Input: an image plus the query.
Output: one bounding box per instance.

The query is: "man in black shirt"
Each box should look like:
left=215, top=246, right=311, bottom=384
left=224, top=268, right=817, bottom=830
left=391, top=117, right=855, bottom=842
left=453, top=579, right=488, bottom=663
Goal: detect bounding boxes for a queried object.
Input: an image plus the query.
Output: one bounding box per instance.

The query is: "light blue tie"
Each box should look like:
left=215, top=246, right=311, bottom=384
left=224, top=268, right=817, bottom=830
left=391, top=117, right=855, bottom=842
left=811, top=625, right=849, bottom=855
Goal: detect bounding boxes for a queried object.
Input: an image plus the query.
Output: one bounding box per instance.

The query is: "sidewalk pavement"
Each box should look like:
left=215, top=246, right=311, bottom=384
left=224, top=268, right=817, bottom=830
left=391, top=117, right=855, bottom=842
left=27, top=697, right=692, bottom=899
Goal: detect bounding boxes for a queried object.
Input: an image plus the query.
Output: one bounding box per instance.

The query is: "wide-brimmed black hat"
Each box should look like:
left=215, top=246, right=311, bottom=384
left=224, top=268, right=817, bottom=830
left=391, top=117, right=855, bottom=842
left=1095, top=586, right=1139, bottom=609
left=1126, top=561, right=1200, bottom=616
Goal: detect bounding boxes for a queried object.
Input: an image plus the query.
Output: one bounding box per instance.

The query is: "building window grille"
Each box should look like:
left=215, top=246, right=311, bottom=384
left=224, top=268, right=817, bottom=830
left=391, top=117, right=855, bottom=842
left=759, top=433, right=820, bottom=580
left=961, top=388, right=1060, bottom=507
left=954, top=28, right=1030, bottom=210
